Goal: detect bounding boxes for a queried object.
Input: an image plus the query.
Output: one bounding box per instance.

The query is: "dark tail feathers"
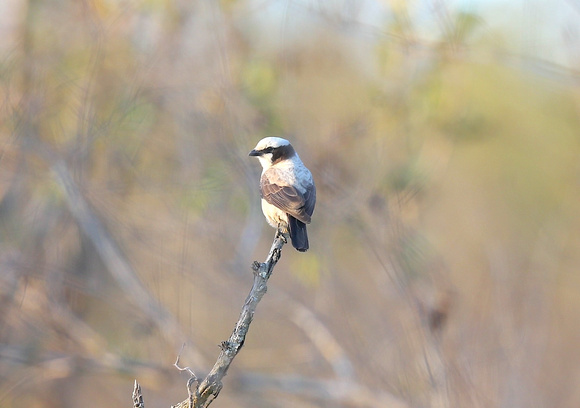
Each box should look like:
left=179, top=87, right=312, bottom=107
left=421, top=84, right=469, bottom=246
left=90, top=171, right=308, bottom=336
left=288, top=216, right=309, bottom=252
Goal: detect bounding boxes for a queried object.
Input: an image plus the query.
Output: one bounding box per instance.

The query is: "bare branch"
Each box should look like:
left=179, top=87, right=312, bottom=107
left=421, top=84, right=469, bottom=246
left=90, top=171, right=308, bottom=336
left=167, top=232, right=286, bottom=408
left=133, top=380, right=145, bottom=408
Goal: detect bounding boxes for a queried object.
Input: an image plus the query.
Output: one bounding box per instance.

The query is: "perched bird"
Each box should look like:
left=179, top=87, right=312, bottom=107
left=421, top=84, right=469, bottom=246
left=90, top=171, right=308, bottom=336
left=249, top=137, right=316, bottom=251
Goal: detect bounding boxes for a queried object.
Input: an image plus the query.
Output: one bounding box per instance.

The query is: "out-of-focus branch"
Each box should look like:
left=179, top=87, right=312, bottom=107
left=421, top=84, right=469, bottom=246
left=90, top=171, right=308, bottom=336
left=238, top=372, right=411, bottom=408
left=50, top=160, right=206, bottom=368
left=289, top=298, right=354, bottom=380
left=133, top=231, right=286, bottom=408
left=0, top=343, right=170, bottom=387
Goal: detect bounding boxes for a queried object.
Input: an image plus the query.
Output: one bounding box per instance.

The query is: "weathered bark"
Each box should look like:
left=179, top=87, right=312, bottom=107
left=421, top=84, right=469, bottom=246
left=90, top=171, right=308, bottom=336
left=133, top=232, right=286, bottom=408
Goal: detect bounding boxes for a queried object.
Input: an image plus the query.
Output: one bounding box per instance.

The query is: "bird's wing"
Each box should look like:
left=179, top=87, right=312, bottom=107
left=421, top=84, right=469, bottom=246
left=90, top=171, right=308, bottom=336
left=261, top=170, right=312, bottom=224
left=303, top=182, right=316, bottom=217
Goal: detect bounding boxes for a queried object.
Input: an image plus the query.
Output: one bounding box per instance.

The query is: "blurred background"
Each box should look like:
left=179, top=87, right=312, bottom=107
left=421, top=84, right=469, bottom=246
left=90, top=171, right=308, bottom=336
left=1, top=0, right=580, bottom=407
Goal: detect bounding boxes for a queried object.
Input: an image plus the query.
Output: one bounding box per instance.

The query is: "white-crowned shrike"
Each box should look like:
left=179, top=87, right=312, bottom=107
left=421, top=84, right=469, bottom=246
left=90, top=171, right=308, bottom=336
left=249, top=137, right=316, bottom=252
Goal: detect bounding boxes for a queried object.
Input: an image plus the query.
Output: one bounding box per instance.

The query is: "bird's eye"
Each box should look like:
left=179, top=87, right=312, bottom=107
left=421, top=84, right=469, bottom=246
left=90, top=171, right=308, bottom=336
left=263, top=147, right=274, bottom=154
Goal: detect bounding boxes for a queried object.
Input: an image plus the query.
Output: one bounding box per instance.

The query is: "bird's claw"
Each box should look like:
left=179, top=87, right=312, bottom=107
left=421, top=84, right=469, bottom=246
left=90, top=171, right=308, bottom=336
left=276, top=226, right=288, bottom=243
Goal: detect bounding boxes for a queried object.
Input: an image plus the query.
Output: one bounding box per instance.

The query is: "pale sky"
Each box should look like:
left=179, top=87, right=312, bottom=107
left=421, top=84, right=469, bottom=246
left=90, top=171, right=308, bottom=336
left=247, top=0, right=580, bottom=69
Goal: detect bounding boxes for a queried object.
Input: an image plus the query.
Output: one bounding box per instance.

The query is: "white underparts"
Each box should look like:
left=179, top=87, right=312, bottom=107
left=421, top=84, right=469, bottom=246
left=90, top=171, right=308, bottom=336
left=261, top=199, right=289, bottom=232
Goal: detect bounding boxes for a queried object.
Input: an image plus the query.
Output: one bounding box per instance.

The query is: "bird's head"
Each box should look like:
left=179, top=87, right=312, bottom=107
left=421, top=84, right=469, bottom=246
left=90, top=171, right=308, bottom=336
left=249, top=137, right=296, bottom=169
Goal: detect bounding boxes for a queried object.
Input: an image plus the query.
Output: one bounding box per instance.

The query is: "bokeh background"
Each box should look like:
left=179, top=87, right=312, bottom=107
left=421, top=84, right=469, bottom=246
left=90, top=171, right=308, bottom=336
left=1, top=0, right=580, bottom=407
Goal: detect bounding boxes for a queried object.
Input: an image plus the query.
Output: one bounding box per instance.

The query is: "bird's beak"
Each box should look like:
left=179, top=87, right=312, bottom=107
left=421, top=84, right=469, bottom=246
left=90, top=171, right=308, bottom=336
left=249, top=149, right=261, bottom=157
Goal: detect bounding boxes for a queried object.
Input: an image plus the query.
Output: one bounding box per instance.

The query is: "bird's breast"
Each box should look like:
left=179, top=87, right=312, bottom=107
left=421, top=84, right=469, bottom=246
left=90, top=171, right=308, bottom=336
left=261, top=199, right=289, bottom=230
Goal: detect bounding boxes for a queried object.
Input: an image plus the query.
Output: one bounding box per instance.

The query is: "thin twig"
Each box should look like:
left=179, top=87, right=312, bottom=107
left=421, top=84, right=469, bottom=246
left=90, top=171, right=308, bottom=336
left=174, top=344, right=199, bottom=408
left=174, top=343, right=198, bottom=381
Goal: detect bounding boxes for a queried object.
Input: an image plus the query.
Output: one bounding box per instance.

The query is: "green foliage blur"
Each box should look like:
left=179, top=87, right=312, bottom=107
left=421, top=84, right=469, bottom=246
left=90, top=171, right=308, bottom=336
left=1, top=1, right=580, bottom=407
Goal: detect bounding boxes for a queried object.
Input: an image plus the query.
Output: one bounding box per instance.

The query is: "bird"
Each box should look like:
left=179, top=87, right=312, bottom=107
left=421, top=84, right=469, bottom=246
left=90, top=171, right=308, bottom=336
left=249, top=137, right=316, bottom=252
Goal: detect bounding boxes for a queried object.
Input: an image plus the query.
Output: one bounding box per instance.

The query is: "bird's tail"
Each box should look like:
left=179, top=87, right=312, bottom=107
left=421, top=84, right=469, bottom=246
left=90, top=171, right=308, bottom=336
left=288, top=216, right=309, bottom=252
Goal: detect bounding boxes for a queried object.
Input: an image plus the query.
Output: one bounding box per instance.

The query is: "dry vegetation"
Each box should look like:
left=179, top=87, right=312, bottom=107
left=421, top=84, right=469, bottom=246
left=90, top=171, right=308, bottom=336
left=1, top=1, right=580, bottom=407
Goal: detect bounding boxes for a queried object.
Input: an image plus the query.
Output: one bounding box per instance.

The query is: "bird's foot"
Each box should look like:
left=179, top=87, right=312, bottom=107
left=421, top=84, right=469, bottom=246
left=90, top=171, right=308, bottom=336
left=276, top=225, right=288, bottom=243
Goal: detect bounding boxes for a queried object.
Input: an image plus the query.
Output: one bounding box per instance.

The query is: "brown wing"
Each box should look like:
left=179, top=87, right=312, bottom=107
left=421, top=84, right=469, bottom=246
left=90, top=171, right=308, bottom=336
left=302, top=182, right=316, bottom=218
left=260, top=172, right=312, bottom=224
